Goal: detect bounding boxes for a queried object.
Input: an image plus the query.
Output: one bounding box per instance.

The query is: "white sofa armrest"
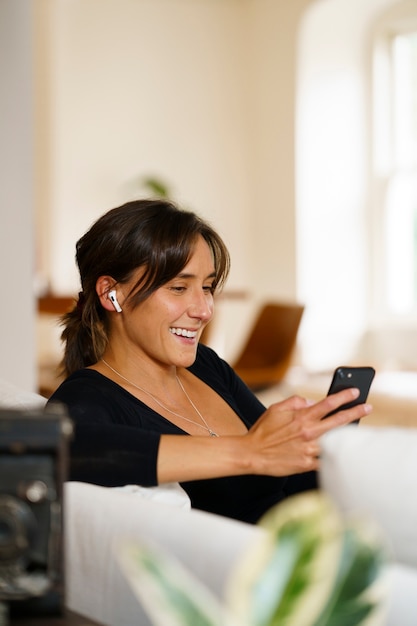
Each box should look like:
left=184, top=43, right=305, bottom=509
left=64, top=481, right=264, bottom=626
left=320, top=425, right=417, bottom=625
left=320, top=425, right=417, bottom=569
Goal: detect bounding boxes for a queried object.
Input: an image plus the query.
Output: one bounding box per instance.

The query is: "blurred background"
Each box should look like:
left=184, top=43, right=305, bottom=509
left=1, top=0, right=417, bottom=396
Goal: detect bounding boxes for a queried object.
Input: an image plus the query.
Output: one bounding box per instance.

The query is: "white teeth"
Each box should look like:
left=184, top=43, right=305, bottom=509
left=169, top=328, right=197, bottom=338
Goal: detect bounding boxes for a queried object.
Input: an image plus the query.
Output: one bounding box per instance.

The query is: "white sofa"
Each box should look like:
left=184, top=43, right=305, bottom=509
left=1, top=378, right=417, bottom=625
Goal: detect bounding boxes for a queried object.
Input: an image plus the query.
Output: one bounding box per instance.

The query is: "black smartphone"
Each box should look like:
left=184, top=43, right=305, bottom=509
left=324, top=366, right=375, bottom=419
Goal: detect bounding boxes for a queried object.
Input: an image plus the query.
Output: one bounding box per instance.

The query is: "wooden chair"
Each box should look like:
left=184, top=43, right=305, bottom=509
left=232, top=301, right=304, bottom=391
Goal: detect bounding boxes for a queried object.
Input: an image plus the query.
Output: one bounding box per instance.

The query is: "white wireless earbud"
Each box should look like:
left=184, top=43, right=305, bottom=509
left=108, top=290, right=122, bottom=313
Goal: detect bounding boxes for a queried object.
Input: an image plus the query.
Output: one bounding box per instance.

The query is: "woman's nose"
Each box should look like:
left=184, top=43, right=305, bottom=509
left=189, top=291, right=213, bottom=321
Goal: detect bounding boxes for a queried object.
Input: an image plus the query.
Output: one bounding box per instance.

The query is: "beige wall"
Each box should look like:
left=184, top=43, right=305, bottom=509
left=34, top=0, right=312, bottom=299
left=35, top=0, right=253, bottom=295
left=242, top=0, right=312, bottom=301
left=0, top=0, right=37, bottom=390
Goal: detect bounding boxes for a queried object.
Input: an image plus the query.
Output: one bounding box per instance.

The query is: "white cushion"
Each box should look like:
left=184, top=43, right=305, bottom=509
left=320, top=425, right=417, bottom=569
left=113, top=482, right=191, bottom=510
left=0, top=377, right=46, bottom=410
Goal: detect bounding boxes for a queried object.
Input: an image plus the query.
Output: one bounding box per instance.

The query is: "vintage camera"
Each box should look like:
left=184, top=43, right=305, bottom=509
left=0, top=405, right=72, bottom=617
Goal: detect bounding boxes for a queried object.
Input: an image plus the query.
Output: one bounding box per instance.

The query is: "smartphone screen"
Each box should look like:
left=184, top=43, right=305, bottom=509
left=324, top=366, right=375, bottom=419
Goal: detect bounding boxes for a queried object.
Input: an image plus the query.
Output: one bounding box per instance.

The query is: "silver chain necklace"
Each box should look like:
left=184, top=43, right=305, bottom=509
left=101, top=359, right=219, bottom=437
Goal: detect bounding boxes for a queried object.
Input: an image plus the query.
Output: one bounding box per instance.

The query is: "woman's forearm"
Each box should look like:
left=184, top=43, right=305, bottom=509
left=157, top=433, right=252, bottom=483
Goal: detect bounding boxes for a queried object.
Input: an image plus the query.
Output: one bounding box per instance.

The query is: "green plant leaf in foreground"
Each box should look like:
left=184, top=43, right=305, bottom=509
left=116, top=539, right=231, bottom=626
left=227, top=491, right=388, bottom=626
left=227, top=492, right=343, bottom=626
left=312, top=524, right=388, bottom=626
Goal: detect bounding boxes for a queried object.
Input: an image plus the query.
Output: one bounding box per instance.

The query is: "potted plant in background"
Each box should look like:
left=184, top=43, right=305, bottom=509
left=139, top=176, right=172, bottom=199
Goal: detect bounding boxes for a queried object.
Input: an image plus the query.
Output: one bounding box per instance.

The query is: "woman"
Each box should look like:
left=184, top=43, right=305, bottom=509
left=48, top=199, right=371, bottom=524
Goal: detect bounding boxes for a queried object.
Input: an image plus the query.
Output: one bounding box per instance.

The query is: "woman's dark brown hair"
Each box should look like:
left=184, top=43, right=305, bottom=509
left=60, top=199, right=231, bottom=376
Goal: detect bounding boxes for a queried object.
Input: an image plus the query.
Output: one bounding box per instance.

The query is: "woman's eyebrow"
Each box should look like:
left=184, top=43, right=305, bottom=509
left=176, top=271, right=216, bottom=279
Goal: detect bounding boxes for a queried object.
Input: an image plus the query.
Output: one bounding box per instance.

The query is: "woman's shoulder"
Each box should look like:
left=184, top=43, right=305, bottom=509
left=193, top=343, right=266, bottom=423
left=190, top=343, right=238, bottom=391
left=47, top=368, right=142, bottom=425
left=51, top=368, right=109, bottom=390
left=48, top=368, right=122, bottom=406
left=192, top=343, right=233, bottom=375
left=194, top=342, right=228, bottom=365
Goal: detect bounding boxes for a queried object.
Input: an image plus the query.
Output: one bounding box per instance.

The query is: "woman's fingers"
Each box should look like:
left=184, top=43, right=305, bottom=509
left=298, top=387, right=371, bottom=423
left=316, top=387, right=372, bottom=429
left=247, top=388, right=372, bottom=477
left=267, top=388, right=372, bottom=427
left=268, top=394, right=315, bottom=411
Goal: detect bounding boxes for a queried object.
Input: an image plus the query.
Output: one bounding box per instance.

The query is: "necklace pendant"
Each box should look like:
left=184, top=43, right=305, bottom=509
left=209, top=431, right=218, bottom=437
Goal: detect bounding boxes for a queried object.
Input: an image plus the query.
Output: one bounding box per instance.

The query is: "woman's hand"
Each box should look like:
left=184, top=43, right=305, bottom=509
left=245, top=388, right=372, bottom=477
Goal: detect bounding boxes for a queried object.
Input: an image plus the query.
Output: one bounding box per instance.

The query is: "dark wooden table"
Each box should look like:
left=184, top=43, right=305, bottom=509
left=10, top=609, right=101, bottom=625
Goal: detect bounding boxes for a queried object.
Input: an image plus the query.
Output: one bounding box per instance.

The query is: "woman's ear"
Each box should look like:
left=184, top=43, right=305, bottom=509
left=96, top=276, right=121, bottom=312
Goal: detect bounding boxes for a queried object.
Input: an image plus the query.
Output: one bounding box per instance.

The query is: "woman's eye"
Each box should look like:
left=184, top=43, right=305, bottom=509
left=203, top=284, right=215, bottom=294
left=170, top=285, right=186, bottom=293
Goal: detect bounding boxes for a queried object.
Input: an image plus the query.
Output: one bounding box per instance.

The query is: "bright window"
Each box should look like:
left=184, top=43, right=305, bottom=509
left=373, top=29, right=417, bottom=318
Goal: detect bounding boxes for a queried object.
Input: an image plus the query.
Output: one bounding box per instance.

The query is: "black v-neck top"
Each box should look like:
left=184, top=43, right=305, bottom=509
left=48, top=344, right=316, bottom=523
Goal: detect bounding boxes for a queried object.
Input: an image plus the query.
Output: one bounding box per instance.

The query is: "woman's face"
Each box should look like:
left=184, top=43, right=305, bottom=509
left=120, top=235, right=216, bottom=369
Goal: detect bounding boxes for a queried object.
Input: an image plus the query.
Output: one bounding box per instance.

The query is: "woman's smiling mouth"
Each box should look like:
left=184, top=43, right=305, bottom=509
left=169, top=327, right=198, bottom=339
